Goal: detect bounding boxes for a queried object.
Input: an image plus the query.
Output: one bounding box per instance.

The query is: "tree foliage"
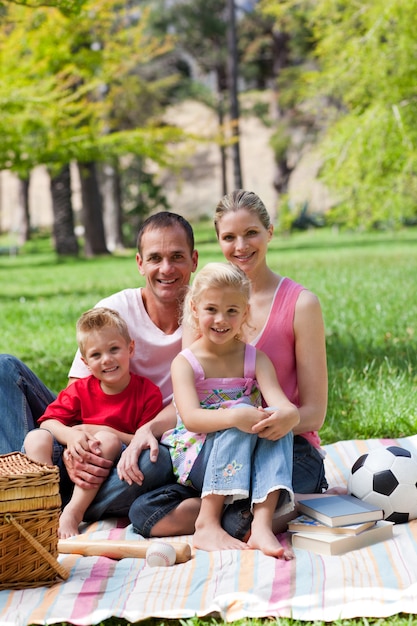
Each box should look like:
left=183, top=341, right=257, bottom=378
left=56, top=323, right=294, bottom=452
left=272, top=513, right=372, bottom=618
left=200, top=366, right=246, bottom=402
left=261, top=0, right=417, bottom=228
left=0, top=0, right=187, bottom=178
left=0, top=0, right=85, bottom=17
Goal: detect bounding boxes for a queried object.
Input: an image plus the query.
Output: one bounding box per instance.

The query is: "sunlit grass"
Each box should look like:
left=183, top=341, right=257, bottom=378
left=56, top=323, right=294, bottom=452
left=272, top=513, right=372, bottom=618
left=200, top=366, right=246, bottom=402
left=1, top=225, right=417, bottom=626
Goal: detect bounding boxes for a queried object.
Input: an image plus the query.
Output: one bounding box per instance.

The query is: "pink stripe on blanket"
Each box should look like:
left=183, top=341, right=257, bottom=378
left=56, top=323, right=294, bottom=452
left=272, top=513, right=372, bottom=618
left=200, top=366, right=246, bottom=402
left=69, top=559, right=116, bottom=620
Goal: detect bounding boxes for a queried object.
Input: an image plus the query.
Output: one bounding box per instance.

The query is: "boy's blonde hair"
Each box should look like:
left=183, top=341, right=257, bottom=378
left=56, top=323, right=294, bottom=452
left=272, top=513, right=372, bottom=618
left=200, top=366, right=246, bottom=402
left=183, top=262, right=251, bottom=330
left=76, top=307, right=131, bottom=357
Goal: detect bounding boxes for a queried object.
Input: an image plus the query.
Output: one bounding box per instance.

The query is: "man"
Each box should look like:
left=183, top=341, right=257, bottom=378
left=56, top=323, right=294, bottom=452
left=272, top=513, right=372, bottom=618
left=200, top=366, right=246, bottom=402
left=0, top=211, right=198, bottom=520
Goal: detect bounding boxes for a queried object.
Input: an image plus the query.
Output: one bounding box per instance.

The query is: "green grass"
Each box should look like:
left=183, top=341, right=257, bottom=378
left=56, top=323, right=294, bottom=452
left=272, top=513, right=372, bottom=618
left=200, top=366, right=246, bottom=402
left=1, top=225, right=417, bottom=626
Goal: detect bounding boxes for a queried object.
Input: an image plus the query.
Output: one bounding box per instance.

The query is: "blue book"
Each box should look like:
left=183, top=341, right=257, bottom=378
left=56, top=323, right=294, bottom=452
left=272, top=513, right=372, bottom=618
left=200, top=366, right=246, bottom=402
left=288, top=514, right=376, bottom=535
left=297, top=494, right=384, bottom=527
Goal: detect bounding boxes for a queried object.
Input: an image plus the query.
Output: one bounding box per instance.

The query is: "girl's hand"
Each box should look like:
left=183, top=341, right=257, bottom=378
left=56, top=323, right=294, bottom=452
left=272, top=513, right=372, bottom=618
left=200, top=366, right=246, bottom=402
left=252, top=405, right=300, bottom=440
left=231, top=405, right=264, bottom=433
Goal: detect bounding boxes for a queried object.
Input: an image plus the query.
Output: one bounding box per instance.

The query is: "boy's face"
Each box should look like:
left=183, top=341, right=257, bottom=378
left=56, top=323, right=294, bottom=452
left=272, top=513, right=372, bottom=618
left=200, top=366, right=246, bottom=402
left=136, top=224, right=198, bottom=306
left=81, top=327, right=134, bottom=389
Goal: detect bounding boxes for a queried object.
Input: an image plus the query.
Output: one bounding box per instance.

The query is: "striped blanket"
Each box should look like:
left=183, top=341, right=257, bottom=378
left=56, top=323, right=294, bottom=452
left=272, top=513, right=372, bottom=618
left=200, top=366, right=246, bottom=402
left=2, top=435, right=417, bottom=625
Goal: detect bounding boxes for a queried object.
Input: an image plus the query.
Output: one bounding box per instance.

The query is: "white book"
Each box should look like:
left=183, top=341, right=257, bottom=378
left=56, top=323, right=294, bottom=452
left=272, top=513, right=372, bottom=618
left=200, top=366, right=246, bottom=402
left=291, top=520, right=394, bottom=556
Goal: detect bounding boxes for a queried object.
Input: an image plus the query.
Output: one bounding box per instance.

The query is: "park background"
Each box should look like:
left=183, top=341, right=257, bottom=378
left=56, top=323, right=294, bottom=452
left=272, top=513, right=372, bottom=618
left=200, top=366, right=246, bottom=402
left=1, top=2, right=417, bottom=625
left=2, top=0, right=416, bottom=255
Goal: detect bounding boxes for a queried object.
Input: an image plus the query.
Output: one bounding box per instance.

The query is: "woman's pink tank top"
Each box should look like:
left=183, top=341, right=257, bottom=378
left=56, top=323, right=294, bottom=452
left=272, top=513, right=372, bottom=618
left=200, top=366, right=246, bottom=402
left=252, top=277, right=321, bottom=448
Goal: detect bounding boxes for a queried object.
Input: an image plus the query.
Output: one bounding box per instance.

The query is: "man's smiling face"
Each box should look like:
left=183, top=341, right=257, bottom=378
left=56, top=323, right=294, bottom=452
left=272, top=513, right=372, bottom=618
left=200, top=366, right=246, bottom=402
left=136, top=224, right=198, bottom=306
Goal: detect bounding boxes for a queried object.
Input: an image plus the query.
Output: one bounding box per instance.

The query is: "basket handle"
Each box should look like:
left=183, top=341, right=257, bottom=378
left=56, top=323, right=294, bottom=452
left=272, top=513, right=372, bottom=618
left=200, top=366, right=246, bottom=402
left=5, top=513, right=69, bottom=581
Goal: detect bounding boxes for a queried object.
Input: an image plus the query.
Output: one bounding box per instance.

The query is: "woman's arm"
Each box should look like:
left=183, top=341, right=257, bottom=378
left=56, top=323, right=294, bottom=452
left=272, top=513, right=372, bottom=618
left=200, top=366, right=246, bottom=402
left=253, top=351, right=300, bottom=440
left=293, top=290, right=328, bottom=434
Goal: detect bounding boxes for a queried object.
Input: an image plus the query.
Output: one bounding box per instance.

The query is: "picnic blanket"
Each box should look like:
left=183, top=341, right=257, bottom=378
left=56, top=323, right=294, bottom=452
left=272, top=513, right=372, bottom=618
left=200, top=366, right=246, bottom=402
left=2, top=435, right=417, bottom=625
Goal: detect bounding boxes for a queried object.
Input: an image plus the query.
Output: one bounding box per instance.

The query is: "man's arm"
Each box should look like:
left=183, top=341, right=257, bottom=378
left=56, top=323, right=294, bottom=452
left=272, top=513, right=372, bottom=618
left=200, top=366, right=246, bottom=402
left=63, top=441, right=113, bottom=489
left=116, top=402, right=176, bottom=485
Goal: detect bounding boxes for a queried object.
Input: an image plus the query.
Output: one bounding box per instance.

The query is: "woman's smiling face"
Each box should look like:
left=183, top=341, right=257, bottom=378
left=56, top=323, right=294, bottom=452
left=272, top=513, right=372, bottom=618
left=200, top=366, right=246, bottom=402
left=216, top=208, right=273, bottom=276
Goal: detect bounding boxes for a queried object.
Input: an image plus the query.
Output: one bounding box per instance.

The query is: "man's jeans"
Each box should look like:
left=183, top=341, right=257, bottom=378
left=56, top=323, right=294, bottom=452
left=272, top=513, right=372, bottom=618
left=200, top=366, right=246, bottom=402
left=0, top=354, right=56, bottom=453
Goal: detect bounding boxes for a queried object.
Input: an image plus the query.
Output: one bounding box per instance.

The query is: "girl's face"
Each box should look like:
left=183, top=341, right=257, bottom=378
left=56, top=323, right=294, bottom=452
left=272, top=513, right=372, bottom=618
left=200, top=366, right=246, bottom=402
left=191, top=287, right=249, bottom=345
left=216, top=208, right=273, bottom=276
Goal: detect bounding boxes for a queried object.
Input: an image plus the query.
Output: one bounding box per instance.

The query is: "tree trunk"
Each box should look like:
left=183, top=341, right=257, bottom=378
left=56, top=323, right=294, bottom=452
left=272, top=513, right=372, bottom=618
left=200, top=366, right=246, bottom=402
left=17, top=176, right=30, bottom=245
left=49, top=164, right=79, bottom=256
left=97, top=161, right=124, bottom=251
left=216, top=69, right=228, bottom=197
left=77, top=161, right=110, bottom=257
left=271, top=28, right=291, bottom=223
left=226, top=0, right=243, bottom=189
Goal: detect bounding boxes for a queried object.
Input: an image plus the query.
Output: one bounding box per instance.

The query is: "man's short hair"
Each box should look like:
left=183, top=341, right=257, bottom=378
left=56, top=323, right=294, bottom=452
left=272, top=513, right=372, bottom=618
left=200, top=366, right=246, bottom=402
left=136, top=212, right=195, bottom=255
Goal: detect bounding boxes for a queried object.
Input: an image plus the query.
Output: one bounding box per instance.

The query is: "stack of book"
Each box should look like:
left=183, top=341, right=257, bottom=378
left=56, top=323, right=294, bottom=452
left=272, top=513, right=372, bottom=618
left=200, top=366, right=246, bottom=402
left=288, top=494, right=394, bottom=555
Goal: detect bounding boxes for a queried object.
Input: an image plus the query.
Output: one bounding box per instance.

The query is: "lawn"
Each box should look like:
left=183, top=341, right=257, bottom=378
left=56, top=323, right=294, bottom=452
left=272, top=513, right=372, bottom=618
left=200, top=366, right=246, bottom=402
left=0, top=224, right=416, bottom=626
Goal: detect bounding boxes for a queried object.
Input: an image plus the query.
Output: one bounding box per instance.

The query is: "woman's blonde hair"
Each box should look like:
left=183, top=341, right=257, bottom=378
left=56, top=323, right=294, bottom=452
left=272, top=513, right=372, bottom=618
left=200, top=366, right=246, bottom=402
left=182, top=262, right=251, bottom=330
left=76, top=307, right=131, bottom=357
left=214, top=189, right=271, bottom=235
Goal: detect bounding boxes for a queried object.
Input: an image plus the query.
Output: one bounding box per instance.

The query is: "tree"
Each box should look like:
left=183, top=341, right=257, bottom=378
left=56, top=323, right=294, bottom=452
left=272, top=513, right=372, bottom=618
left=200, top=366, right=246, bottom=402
left=0, top=0, right=187, bottom=253
left=50, top=165, right=80, bottom=255
left=0, top=0, right=86, bottom=16
left=147, top=0, right=246, bottom=195
left=262, top=0, right=417, bottom=229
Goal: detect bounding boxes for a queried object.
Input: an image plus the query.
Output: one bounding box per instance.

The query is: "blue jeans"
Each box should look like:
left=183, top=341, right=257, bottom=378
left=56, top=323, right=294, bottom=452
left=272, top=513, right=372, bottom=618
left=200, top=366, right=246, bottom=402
left=0, top=354, right=56, bottom=453
left=202, top=428, right=294, bottom=516
left=129, top=432, right=328, bottom=539
left=0, top=354, right=175, bottom=518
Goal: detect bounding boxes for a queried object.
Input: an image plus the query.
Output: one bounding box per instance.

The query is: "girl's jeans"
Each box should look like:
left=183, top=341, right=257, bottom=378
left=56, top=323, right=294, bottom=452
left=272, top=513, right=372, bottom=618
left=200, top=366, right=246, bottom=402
left=130, top=433, right=328, bottom=539
left=201, top=427, right=294, bottom=517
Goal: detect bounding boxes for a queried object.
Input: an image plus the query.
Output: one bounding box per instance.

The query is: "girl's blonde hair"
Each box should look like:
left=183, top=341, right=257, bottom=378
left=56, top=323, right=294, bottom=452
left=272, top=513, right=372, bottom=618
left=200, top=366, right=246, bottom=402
left=214, top=189, right=271, bottom=235
left=76, top=307, right=131, bottom=357
left=183, top=262, right=251, bottom=330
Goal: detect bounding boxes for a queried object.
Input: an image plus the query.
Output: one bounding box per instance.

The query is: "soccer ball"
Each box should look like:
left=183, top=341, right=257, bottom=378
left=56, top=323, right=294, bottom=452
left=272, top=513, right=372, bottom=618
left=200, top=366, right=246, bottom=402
left=348, top=445, right=417, bottom=523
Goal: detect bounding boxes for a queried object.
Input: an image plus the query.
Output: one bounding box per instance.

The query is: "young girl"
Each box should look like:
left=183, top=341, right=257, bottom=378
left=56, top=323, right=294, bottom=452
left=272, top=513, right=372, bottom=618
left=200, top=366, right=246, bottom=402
left=162, top=262, right=300, bottom=559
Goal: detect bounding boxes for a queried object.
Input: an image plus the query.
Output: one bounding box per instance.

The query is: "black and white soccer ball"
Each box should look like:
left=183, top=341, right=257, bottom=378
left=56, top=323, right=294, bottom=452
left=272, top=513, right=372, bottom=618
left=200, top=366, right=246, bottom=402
left=348, top=445, right=417, bottom=523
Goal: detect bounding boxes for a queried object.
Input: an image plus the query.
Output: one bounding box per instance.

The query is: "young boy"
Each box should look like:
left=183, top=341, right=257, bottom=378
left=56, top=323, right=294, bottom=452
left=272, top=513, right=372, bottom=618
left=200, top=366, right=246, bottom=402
left=23, top=307, right=163, bottom=538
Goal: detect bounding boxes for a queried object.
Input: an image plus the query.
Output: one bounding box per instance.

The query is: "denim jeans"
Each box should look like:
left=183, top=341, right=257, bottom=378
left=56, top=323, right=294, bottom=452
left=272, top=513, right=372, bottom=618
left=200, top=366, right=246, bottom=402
left=0, top=354, right=175, bottom=518
left=202, top=427, right=294, bottom=516
left=130, top=432, right=328, bottom=539
left=0, top=354, right=56, bottom=454
left=292, top=434, right=328, bottom=493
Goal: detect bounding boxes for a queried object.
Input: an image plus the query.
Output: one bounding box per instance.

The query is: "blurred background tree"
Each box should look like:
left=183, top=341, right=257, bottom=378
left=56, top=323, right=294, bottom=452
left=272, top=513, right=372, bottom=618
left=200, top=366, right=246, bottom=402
left=1, top=0, right=416, bottom=256
left=261, top=0, right=417, bottom=229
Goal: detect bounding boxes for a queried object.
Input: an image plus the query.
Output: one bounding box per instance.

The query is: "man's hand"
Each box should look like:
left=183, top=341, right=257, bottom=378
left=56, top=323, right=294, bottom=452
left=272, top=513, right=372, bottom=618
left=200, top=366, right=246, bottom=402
left=63, top=438, right=112, bottom=489
left=117, top=424, right=160, bottom=486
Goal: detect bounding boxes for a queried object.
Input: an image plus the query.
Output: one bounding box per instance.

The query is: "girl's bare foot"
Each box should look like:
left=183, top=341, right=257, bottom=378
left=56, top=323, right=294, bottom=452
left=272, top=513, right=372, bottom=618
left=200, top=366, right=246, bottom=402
left=59, top=505, right=83, bottom=539
left=194, top=522, right=250, bottom=552
left=248, top=527, right=294, bottom=560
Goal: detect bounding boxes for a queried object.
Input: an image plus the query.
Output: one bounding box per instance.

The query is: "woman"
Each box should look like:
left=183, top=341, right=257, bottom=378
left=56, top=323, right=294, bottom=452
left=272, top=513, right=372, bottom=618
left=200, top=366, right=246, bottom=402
left=213, top=190, right=328, bottom=497
left=129, top=190, right=328, bottom=540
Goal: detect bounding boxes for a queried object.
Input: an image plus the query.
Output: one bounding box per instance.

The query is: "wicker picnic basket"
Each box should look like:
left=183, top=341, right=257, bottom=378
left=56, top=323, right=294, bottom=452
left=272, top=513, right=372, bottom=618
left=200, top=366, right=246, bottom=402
left=0, top=451, right=69, bottom=589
